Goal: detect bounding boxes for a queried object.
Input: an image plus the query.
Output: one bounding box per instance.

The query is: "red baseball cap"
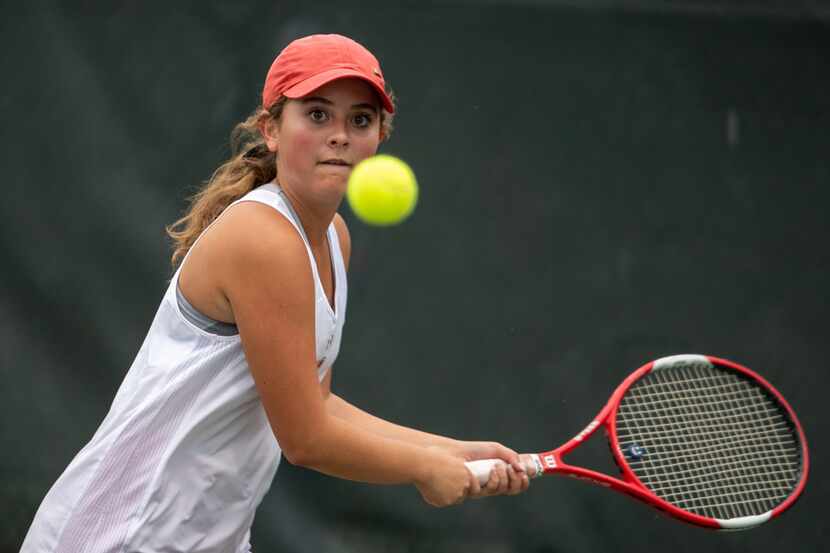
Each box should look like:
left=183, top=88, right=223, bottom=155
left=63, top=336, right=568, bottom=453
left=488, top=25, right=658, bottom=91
left=262, top=34, right=395, bottom=113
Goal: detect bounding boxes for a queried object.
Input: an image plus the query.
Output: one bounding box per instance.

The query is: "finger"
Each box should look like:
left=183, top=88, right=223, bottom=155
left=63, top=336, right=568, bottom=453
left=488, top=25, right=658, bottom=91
left=493, top=444, right=525, bottom=473
left=469, top=466, right=482, bottom=497
left=507, top=465, right=525, bottom=495
left=456, top=478, right=473, bottom=505
left=518, top=453, right=535, bottom=477
left=505, top=465, right=519, bottom=495
left=482, top=463, right=500, bottom=495
left=496, top=463, right=509, bottom=492
left=502, top=464, right=514, bottom=494
left=482, top=467, right=496, bottom=494
left=508, top=451, right=526, bottom=473
left=492, top=462, right=509, bottom=495
left=503, top=465, right=519, bottom=495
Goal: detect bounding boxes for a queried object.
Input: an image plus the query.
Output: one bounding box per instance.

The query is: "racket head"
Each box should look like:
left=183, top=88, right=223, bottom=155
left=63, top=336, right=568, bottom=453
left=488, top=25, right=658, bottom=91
left=606, top=354, right=808, bottom=530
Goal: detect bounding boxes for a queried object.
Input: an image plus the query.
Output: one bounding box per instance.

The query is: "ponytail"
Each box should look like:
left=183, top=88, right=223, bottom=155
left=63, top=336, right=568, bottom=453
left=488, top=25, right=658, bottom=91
left=166, top=98, right=287, bottom=267
left=167, top=87, right=396, bottom=268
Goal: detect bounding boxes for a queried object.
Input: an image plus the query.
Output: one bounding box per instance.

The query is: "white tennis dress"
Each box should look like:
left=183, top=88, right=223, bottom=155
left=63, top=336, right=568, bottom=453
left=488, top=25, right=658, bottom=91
left=21, top=182, right=347, bottom=553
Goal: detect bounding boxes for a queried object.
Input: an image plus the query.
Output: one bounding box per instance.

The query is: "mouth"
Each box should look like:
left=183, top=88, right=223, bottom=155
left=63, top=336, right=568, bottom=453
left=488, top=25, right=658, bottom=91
left=318, top=158, right=352, bottom=167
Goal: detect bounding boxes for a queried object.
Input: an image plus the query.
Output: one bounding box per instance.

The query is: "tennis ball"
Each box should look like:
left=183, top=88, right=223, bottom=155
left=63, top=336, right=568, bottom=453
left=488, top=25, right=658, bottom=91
left=346, top=154, right=418, bottom=226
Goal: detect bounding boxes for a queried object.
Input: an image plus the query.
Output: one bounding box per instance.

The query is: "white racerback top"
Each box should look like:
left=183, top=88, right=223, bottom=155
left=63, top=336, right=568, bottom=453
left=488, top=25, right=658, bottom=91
left=21, top=182, right=348, bottom=553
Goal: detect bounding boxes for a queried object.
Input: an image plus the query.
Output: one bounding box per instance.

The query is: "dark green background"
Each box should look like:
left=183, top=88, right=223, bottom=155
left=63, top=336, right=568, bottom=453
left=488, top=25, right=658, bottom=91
left=2, top=1, right=827, bottom=551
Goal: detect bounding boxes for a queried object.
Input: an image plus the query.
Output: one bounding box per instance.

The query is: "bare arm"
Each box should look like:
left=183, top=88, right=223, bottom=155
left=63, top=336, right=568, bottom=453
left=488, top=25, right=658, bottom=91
left=211, top=203, right=476, bottom=506
left=321, top=373, right=525, bottom=475
left=320, top=370, right=455, bottom=449
left=327, top=393, right=457, bottom=447
left=325, top=214, right=529, bottom=496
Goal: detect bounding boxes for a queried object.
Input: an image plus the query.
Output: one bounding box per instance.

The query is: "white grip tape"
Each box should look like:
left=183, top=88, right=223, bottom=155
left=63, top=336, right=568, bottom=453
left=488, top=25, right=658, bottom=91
left=464, top=455, right=543, bottom=485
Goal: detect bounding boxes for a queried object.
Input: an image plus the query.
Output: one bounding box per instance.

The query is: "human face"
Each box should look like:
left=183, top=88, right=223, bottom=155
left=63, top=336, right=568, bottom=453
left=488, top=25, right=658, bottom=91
left=268, top=78, right=382, bottom=206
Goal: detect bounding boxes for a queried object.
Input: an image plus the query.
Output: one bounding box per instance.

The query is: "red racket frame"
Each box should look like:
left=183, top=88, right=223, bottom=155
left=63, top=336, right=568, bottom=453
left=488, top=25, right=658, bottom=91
left=531, top=355, right=809, bottom=529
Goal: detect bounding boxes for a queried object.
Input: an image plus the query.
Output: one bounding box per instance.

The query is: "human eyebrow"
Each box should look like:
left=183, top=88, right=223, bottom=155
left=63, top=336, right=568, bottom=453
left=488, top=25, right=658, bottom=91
left=300, top=97, right=377, bottom=112
left=351, top=102, right=378, bottom=113
left=300, top=96, right=333, bottom=105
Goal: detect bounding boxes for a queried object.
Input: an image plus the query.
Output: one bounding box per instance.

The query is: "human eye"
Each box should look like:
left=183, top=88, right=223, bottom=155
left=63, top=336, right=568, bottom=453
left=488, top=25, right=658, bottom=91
left=352, top=112, right=374, bottom=128
left=308, top=108, right=328, bottom=123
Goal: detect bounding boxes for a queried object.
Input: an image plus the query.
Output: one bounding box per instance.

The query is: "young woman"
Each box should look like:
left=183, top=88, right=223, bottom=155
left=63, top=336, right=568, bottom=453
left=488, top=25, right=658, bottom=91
left=21, top=34, right=529, bottom=553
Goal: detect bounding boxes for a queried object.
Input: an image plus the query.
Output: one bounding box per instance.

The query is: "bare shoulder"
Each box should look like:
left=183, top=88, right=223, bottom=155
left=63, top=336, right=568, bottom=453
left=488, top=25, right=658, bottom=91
left=211, top=201, right=310, bottom=293
left=206, top=202, right=324, bottom=457
left=217, top=201, right=304, bottom=258
left=182, top=200, right=313, bottom=323
left=332, top=212, right=352, bottom=270
left=178, top=200, right=309, bottom=324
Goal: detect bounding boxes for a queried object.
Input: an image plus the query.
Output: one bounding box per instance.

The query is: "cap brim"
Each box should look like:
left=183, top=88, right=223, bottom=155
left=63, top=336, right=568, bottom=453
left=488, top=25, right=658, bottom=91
left=283, top=67, right=395, bottom=113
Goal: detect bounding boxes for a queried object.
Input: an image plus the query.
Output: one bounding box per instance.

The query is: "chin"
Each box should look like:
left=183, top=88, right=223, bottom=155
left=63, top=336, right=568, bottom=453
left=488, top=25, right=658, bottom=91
left=314, top=177, right=349, bottom=202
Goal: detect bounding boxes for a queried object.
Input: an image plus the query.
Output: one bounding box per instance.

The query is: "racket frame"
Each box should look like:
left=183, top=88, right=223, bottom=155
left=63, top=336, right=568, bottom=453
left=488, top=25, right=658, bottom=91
left=530, top=354, right=809, bottom=530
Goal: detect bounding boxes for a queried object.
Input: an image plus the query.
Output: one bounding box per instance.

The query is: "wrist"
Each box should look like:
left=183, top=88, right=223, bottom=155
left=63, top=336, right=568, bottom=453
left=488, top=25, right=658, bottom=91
left=438, top=438, right=465, bottom=457
left=412, top=446, right=445, bottom=487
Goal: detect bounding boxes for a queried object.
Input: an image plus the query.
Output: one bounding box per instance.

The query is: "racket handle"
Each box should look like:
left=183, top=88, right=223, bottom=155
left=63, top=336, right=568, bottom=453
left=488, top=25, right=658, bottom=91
left=465, top=455, right=543, bottom=485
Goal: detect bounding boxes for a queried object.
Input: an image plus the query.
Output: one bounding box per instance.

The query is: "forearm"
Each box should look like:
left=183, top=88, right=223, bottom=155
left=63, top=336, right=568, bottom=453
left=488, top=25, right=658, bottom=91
left=292, top=394, right=528, bottom=506
left=326, top=392, right=458, bottom=449
left=292, top=412, right=444, bottom=485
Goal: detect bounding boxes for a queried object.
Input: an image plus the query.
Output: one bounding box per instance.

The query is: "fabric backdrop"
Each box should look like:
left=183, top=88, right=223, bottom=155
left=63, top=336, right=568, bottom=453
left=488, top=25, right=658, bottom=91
left=2, top=1, right=827, bottom=551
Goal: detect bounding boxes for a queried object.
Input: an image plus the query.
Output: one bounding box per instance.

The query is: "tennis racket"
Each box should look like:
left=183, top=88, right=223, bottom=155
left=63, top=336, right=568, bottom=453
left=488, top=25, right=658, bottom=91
left=466, top=354, right=808, bottom=530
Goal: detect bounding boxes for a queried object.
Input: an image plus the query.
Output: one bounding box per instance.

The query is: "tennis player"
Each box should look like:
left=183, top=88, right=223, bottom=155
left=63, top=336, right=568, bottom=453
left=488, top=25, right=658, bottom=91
left=21, top=34, right=529, bottom=553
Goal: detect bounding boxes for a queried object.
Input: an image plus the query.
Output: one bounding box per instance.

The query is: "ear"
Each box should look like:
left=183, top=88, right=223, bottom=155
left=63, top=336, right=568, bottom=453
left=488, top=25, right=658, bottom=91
left=259, top=117, right=279, bottom=152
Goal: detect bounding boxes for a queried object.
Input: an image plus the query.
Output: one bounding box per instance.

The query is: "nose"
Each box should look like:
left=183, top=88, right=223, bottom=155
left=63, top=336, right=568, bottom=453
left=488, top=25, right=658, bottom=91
left=328, top=134, right=348, bottom=148
left=328, top=122, right=349, bottom=148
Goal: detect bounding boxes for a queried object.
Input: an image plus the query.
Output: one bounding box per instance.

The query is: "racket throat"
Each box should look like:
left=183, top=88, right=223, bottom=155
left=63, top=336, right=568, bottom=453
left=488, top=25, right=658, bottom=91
left=537, top=451, right=560, bottom=473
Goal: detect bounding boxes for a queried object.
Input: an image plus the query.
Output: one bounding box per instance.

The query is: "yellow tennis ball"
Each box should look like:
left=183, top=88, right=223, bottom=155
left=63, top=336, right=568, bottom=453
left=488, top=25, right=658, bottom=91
left=347, top=154, right=418, bottom=226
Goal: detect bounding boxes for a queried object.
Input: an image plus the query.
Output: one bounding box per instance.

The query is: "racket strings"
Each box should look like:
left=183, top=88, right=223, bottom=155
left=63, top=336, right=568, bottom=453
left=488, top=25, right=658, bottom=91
left=621, top=434, right=797, bottom=472
left=626, top=377, right=795, bottom=520
left=618, top=420, right=793, bottom=446
left=615, top=362, right=802, bottom=521
left=619, top=378, right=783, bottom=414
left=618, top=409, right=788, bottom=438
left=624, top=368, right=797, bottom=519
left=617, top=415, right=794, bottom=452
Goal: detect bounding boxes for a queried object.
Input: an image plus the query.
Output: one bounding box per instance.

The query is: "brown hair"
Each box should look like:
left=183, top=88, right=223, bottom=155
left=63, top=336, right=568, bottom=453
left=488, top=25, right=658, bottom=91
left=166, top=90, right=396, bottom=268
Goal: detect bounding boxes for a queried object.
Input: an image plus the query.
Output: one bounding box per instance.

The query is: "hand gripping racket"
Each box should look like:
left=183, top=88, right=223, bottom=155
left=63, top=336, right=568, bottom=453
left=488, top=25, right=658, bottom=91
left=466, top=354, right=808, bottom=529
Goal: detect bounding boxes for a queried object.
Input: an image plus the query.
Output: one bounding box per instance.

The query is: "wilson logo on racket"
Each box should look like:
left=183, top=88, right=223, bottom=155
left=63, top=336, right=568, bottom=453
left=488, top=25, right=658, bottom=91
left=465, top=354, right=809, bottom=530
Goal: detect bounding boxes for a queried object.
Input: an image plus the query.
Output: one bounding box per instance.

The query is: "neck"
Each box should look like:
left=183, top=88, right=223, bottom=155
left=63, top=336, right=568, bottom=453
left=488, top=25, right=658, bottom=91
left=278, top=181, right=339, bottom=248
